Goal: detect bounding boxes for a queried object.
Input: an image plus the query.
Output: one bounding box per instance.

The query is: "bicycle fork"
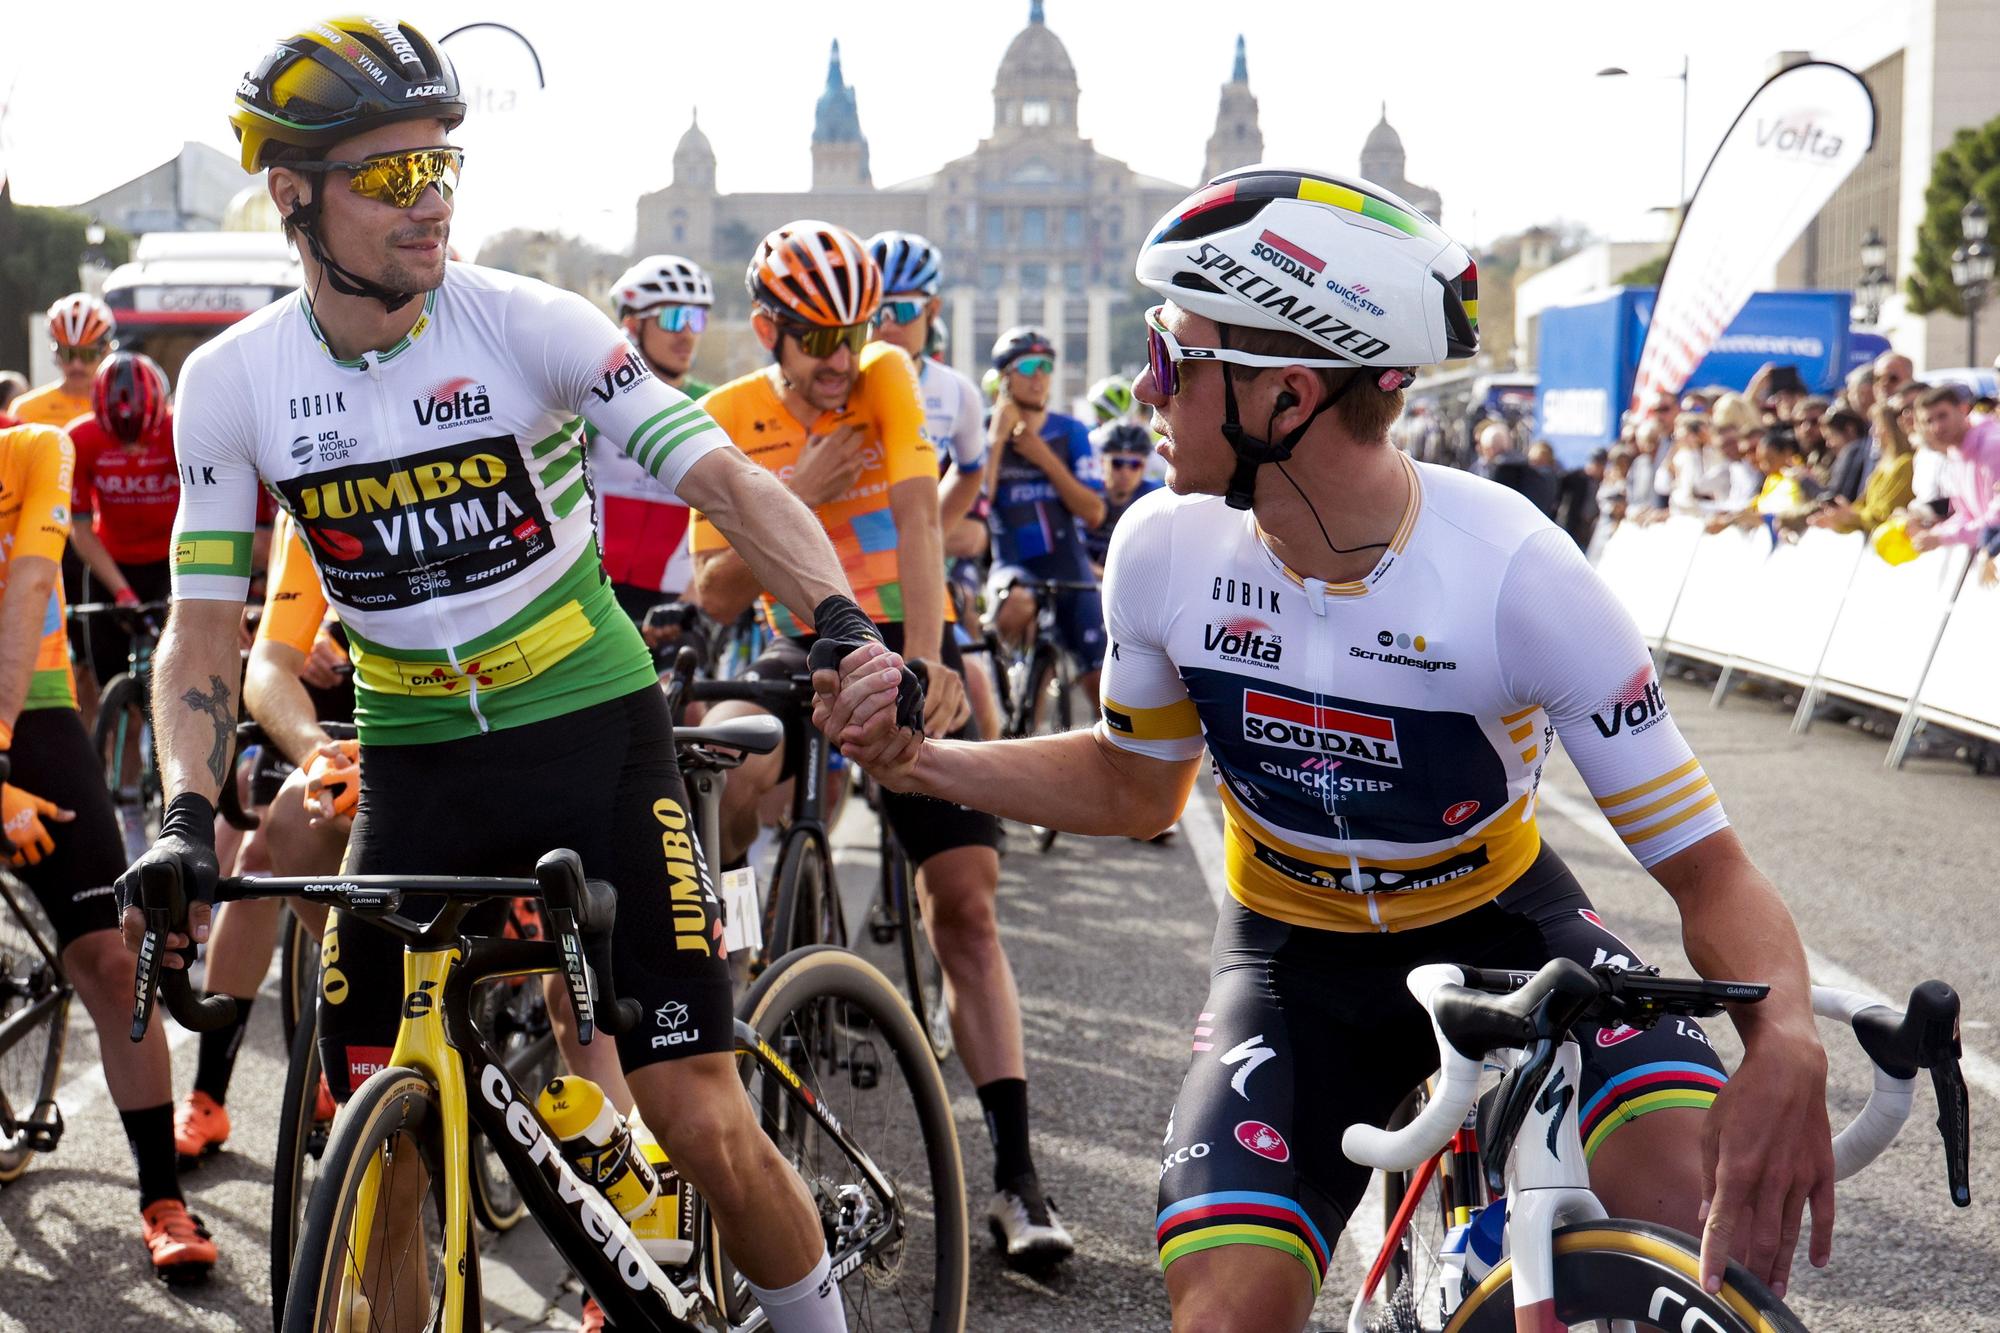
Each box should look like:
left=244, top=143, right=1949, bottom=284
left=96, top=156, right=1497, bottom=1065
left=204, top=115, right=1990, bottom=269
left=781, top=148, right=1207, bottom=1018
left=1487, top=1042, right=1607, bottom=1333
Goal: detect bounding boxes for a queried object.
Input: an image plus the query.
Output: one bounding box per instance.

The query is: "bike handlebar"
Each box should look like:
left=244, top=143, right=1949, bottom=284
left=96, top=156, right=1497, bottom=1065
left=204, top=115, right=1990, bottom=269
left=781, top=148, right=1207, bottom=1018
left=129, top=848, right=640, bottom=1044
left=1341, top=961, right=1969, bottom=1207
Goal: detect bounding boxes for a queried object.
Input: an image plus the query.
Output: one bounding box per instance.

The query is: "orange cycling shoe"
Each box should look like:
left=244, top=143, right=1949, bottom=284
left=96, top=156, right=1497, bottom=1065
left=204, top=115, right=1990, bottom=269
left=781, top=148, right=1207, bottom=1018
left=141, top=1199, right=217, bottom=1284
left=173, top=1090, right=231, bottom=1162
left=581, top=1296, right=606, bottom=1331
left=315, top=1071, right=337, bottom=1123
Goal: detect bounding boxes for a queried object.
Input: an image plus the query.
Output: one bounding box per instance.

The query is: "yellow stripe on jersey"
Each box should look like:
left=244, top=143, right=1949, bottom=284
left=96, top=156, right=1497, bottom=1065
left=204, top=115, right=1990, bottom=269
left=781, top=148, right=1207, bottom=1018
left=353, top=597, right=593, bottom=698
left=1216, top=783, right=1542, bottom=932
left=1605, top=775, right=1713, bottom=829
left=1101, top=694, right=1202, bottom=742
left=1594, top=756, right=1701, bottom=810
left=1616, top=792, right=1724, bottom=848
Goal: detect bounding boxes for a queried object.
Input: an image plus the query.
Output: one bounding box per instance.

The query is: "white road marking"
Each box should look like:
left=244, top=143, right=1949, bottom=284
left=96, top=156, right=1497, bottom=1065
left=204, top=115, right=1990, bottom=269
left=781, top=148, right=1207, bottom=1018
left=53, top=967, right=283, bottom=1121
left=1177, top=782, right=1227, bottom=910
left=1535, top=782, right=2000, bottom=1107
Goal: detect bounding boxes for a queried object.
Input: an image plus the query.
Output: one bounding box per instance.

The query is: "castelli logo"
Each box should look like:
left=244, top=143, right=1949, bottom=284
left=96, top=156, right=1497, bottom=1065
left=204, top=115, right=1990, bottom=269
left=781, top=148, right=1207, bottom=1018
left=1442, top=800, right=1481, bottom=827
left=1234, top=1120, right=1290, bottom=1163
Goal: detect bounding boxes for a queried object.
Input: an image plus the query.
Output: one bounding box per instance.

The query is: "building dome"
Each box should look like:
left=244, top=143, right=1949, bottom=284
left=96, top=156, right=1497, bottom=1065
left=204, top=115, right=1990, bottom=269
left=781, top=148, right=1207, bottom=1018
left=996, top=4, right=1077, bottom=90
left=675, top=111, right=714, bottom=163
left=1362, top=104, right=1403, bottom=161
left=814, top=40, right=864, bottom=144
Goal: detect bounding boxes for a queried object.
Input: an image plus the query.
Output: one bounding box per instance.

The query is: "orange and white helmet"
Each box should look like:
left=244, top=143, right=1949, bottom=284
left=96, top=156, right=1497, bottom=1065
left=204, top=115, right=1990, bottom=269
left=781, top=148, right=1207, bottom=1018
left=48, top=293, right=115, bottom=349
left=746, top=220, right=881, bottom=327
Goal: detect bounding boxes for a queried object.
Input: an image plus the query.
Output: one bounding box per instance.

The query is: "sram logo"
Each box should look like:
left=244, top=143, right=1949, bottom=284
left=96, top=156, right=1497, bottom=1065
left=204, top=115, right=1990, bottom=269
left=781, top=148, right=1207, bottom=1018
left=1241, top=690, right=1401, bottom=767
left=478, top=1063, right=657, bottom=1292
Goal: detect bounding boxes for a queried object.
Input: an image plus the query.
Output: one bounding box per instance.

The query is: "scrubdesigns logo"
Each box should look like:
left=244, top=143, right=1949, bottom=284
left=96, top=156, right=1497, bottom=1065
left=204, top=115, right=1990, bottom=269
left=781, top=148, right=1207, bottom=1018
left=1590, top=666, right=1668, bottom=739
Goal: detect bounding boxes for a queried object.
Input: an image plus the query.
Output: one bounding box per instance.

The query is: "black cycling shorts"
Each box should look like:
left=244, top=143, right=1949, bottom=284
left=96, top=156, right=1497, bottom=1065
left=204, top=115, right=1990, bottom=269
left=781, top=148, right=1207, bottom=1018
left=1155, top=843, right=1727, bottom=1294
left=10, top=707, right=127, bottom=950
left=742, top=627, right=1002, bottom=869
left=316, top=685, right=733, bottom=1098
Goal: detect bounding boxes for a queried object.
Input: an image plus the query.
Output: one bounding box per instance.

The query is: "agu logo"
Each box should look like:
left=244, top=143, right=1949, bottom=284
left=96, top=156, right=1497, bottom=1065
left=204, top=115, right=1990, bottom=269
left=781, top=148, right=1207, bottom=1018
left=1241, top=690, right=1402, bottom=767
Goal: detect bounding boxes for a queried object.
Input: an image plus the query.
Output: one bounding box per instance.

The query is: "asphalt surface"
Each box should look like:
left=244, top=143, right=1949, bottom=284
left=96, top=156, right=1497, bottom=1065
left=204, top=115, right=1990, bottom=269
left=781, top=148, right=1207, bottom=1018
left=1, top=674, right=1995, bottom=1331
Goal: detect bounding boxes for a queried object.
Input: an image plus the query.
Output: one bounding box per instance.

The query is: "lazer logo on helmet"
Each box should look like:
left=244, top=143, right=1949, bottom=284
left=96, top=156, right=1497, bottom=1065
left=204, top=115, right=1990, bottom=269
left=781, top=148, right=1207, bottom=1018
left=1249, top=230, right=1323, bottom=286
left=1241, top=690, right=1401, bottom=767
left=1186, top=243, right=1391, bottom=359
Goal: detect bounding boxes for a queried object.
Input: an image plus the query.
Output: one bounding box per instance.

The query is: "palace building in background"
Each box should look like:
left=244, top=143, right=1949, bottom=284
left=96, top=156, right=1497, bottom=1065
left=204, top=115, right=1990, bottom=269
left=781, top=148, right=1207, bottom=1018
left=636, top=2, right=1287, bottom=399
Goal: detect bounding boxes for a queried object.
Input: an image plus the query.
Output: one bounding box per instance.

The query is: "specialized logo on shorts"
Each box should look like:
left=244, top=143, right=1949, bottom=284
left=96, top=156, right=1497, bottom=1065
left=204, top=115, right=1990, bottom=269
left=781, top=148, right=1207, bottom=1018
left=1242, top=689, right=1401, bottom=767
left=1591, top=666, right=1669, bottom=739
left=1234, top=1120, right=1290, bottom=1163
left=1220, top=1034, right=1276, bottom=1100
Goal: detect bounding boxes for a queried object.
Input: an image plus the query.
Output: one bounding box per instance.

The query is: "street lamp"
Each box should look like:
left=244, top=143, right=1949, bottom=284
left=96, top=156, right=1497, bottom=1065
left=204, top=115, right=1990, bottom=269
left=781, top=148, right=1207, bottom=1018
left=1597, top=57, right=1690, bottom=220
left=1950, top=198, right=1993, bottom=364
left=1854, top=225, right=1891, bottom=327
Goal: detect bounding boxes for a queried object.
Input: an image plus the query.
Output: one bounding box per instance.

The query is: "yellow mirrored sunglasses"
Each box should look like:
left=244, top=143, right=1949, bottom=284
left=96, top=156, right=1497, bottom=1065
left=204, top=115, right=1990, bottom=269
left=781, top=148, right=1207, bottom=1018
left=295, top=147, right=464, bottom=209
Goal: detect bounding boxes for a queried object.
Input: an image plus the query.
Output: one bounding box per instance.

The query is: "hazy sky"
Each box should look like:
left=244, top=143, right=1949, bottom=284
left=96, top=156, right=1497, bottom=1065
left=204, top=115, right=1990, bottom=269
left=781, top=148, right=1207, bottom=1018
left=1, top=0, right=1910, bottom=259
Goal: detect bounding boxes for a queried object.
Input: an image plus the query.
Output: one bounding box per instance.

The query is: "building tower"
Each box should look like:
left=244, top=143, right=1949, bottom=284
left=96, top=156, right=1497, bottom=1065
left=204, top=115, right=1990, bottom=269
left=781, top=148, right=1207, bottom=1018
left=812, top=40, right=871, bottom=190
left=1360, top=103, right=1443, bottom=222
left=1202, top=36, right=1263, bottom=184
left=672, top=109, right=715, bottom=191
left=992, top=0, right=1079, bottom=140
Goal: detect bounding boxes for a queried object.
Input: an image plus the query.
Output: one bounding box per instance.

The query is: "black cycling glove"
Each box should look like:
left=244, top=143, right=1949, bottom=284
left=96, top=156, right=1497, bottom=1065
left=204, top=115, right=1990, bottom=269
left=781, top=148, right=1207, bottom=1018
left=806, top=594, right=927, bottom=733
left=114, top=793, right=222, bottom=925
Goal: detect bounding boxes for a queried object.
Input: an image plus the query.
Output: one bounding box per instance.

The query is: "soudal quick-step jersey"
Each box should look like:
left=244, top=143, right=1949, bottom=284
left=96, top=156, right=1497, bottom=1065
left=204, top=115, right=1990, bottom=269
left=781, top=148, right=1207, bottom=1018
left=170, top=263, right=729, bottom=744
left=1097, top=453, right=1729, bottom=932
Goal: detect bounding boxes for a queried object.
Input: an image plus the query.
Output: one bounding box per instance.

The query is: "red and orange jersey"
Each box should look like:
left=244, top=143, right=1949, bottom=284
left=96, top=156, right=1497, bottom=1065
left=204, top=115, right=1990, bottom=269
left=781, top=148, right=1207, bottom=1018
left=257, top=510, right=329, bottom=657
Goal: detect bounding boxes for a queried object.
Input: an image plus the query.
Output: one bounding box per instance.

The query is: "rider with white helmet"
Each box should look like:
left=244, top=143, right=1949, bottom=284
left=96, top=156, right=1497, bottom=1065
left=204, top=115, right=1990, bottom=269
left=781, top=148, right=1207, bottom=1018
left=594, top=255, right=717, bottom=623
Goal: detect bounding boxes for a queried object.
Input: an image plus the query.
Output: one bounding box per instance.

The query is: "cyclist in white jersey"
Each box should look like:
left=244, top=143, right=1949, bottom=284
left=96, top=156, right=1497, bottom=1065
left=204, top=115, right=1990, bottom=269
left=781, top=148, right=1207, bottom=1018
left=818, top=167, right=1835, bottom=1330
left=866, top=231, right=986, bottom=528
left=114, top=18, right=911, bottom=1330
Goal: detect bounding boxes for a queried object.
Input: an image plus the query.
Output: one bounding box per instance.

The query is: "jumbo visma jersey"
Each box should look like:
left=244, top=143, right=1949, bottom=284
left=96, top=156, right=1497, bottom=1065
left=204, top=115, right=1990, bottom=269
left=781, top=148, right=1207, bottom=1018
left=171, top=263, right=730, bottom=744
left=1097, top=454, right=1730, bottom=932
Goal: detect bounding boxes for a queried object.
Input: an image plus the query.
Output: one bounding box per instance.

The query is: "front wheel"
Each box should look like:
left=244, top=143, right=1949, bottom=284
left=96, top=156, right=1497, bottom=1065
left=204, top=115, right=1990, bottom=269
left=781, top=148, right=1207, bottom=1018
left=766, top=831, right=842, bottom=966
left=282, top=1067, right=469, bottom=1333
left=270, top=1010, right=330, bottom=1326
left=735, top=946, right=968, bottom=1333
left=92, top=672, right=158, bottom=863
left=278, top=907, right=319, bottom=1051
left=1443, top=1219, right=1804, bottom=1332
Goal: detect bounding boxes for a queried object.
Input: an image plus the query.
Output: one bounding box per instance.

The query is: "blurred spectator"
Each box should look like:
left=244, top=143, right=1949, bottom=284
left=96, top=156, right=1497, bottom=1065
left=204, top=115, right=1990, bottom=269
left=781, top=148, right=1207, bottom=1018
left=1705, top=427, right=1817, bottom=534
left=1793, top=396, right=1830, bottom=470
left=1811, top=404, right=1913, bottom=534
left=1746, top=362, right=1809, bottom=421
left=1472, top=421, right=1510, bottom=479
left=1823, top=402, right=1875, bottom=503
left=1873, top=350, right=1914, bottom=400
left=1392, top=401, right=1443, bottom=462
left=1904, top=384, right=1951, bottom=519
left=1554, top=447, right=1607, bottom=550
left=0, top=371, right=27, bottom=416
left=1838, top=363, right=1877, bottom=418
left=1659, top=412, right=1717, bottom=512
left=1909, top=385, right=2000, bottom=551
left=1490, top=436, right=1560, bottom=517
left=1627, top=419, right=1663, bottom=513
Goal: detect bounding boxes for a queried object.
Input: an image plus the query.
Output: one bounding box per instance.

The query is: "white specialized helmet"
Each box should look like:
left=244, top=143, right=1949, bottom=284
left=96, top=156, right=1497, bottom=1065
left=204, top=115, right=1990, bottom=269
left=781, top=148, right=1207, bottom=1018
left=608, top=255, right=715, bottom=315
left=1136, top=164, right=1478, bottom=370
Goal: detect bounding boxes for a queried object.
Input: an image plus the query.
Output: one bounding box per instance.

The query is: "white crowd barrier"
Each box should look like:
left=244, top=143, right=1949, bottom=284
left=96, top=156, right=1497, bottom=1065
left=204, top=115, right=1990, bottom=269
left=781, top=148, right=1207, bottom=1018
left=1593, top=514, right=1995, bottom=765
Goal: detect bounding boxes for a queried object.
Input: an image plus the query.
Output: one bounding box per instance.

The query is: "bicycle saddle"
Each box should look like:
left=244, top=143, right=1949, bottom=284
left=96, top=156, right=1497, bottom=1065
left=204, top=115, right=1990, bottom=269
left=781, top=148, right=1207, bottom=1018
left=675, top=715, right=784, bottom=755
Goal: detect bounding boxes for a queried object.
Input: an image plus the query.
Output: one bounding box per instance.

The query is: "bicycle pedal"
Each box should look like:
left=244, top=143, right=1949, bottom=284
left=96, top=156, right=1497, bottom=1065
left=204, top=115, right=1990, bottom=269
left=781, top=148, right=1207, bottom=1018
left=24, top=1101, right=62, bottom=1153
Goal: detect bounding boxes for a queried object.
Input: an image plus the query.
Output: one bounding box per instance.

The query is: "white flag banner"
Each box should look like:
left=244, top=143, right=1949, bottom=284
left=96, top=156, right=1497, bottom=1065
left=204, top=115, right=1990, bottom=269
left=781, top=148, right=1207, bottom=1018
left=1633, top=61, right=1876, bottom=405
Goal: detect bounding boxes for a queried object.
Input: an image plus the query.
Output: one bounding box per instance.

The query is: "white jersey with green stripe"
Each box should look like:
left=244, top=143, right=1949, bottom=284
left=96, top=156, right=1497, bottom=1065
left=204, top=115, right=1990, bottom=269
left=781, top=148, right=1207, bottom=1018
left=1096, top=455, right=1731, bottom=934
left=170, top=262, right=728, bottom=743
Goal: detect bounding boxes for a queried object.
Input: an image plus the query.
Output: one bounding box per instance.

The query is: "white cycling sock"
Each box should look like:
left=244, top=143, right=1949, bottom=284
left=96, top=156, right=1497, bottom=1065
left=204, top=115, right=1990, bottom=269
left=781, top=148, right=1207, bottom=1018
left=746, top=1248, right=846, bottom=1333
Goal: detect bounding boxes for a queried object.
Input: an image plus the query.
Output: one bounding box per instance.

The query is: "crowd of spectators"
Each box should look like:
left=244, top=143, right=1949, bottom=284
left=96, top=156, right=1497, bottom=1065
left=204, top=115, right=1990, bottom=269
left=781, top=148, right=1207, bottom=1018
left=1454, top=349, right=2000, bottom=587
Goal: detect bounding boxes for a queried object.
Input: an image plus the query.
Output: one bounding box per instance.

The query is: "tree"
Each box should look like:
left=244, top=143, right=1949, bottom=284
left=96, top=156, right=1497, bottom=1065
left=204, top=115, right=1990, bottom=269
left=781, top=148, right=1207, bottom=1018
left=1615, top=254, right=1670, bottom=287
left=1905, top=113, right=2000, bottom=317
left=0, top=186, right=134, bottom=373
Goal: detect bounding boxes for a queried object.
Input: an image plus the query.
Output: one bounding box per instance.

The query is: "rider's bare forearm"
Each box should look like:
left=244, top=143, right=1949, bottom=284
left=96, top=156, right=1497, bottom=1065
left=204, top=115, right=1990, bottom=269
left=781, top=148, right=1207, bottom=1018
left=1652, top=829, right=1819, bottom=1050
left=152, top=598, right=246, bottom=803
left=67, top=524, right=128, bottom=594
left=907, top=728, right=1197, bottom=837
left=244, top=641, right=332, bottom=767
left=0, top=556, right=58, bottom=730
left=680, top=450, right=851, bottom=630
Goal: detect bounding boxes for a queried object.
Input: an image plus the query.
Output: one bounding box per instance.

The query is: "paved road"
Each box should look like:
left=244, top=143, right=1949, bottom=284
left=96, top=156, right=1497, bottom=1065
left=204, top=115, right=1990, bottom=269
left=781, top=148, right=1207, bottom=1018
left=1, top=675, right=1993, bottom=1330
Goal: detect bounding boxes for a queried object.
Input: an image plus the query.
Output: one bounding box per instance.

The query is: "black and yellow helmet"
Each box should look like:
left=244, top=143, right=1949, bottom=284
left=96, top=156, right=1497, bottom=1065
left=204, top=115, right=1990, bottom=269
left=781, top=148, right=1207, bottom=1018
left=230, top=16, right=465, bottom=172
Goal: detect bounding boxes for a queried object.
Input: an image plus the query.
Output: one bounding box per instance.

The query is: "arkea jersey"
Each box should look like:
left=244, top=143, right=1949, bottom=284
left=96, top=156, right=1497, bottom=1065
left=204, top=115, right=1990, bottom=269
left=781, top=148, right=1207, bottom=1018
left=69, top=410, right=179, bottom=565
left=1097, top=455, right=1730, bottom=933
left=987, top=409, right=1101, bottom=580
left=0, top=425, right=78, bottom=710
left=9, top=384, right=91, bottom=431
left=917, top=359, right=986, bottom=476
left=170, top=262, right=730, bottom=744
left=589, top=376, right=711, bottom=596
left=693, top=341, right=940, bottom=634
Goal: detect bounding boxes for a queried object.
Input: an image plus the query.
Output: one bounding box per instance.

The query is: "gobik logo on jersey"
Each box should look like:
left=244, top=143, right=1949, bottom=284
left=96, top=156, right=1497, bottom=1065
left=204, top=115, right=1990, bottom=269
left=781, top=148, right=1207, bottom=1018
left=1591, top=666, right=1669, bottom=739
left=1241, top=690, right=1401, bottom=767
left=272, top=436, right=553, bottom=608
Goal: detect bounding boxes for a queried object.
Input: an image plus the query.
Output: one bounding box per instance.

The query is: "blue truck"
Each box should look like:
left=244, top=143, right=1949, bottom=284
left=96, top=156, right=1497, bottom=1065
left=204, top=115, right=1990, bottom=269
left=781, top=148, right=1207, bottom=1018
left=1535, top=288, right=1857, bottom=467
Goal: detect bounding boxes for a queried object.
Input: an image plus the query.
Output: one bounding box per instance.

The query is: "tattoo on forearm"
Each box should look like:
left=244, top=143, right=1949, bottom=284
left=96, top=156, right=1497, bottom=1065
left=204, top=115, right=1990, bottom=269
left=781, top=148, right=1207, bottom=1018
left=182, top=675, right=234, bottom=789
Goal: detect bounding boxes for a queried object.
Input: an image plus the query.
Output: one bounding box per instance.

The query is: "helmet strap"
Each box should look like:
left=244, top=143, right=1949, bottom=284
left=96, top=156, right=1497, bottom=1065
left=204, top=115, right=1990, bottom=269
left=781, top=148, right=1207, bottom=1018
left=291, top=174, right=419, bottom=314
left=1215, top=325, right=1357, bottom=511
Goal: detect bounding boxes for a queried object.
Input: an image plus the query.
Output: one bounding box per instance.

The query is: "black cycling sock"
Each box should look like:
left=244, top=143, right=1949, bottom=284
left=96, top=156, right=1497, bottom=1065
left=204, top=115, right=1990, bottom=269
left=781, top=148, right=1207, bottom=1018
left=120, top=1103, right=182, bottom=1208
left=977, top=1077, right=1034, bottom=1189
left=192, top=996, right=255, bottom=1104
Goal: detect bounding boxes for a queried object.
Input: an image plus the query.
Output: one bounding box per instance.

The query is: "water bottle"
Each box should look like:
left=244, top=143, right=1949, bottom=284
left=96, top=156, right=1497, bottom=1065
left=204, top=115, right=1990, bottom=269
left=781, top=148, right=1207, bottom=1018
left=1463, top=1198, right=1508, bottom=1287
left=535, top=1076, right=692, bottom=1265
